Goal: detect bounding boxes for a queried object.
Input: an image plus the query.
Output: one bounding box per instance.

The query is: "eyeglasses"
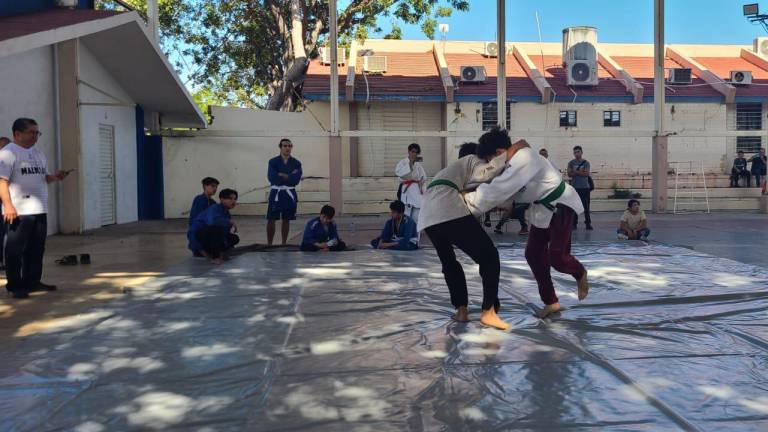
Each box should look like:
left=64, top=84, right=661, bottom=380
left=25, top=130, right=42, bottom=138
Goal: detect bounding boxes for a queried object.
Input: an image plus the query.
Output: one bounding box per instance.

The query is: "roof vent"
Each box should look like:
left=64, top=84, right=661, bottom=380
left=363, top=55, right=387, bottom=74
left=667, top=68, right=692, bottom=84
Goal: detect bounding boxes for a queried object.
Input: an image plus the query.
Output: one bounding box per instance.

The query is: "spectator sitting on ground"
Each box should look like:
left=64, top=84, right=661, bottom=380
left=187, top=188, right=240, bottom=264
left=730, top=151, right=750, bottom=187
left=617, top=199, right=650, bottom=241
left=300, top=205, right=347, bottom=252
left=371, top=200, right=418, bottom=250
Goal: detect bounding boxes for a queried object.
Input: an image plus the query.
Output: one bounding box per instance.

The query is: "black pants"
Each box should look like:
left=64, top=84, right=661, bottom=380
left=755, top=172, right=765, bottom=188
left=0, top=221, right=5, bottom=263
left=195, top=226, right=239, bottom=259
left=5, top=214, right=47, bottom=292
left=573, top=188, right=591, bottom=226
left=301, top=241, right=347, bottom=252
left=424, top=215, right=500, bottom=311
left=731, top=168, right=750, bottom=187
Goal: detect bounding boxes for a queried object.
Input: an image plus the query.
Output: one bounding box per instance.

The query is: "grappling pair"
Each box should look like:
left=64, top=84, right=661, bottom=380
left=419, top=128, right=589, bottom=329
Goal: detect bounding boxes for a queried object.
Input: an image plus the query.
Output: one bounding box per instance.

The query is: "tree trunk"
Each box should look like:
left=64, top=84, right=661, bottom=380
left=266, top=0, right=309, bottom=111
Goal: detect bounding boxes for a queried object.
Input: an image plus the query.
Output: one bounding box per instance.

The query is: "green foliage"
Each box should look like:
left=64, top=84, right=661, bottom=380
left=97, top=0, right=470, bottom=110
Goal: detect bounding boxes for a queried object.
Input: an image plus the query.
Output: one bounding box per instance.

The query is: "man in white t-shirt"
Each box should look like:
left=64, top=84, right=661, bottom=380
left=0, top=118, right=70, bottom=299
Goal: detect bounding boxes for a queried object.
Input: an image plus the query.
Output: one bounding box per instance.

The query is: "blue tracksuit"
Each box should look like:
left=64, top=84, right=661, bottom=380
left=371, top=215, right=419, bottom=250
left=188, top=203, right=232, bottom=253
left=189, top=194, right=215, bottom=225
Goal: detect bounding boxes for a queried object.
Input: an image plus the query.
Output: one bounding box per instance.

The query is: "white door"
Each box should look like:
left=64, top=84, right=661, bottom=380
left=357, top=102, right=442, bottom=176
left=98, top=124, right=116, bottom=226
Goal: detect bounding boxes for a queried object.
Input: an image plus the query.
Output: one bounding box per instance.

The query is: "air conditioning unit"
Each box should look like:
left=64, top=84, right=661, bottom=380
left=460, top=66, right=487, bottom=83
left=363, top=55, right=387, bottom=73
left=319, top=47, right=346, bottom=66
left=754, top=37, right=768, bottom=56
left=483, top=42, right=499, bottom=58
left=667, top=68, right=692, bottom=84
left=731, top=70, right=753, bottom=85
left=566, top=60, right=598, bottom=86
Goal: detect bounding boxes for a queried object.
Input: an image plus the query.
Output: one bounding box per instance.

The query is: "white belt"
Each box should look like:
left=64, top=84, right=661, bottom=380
left=271, top=185, right=296, bottom=202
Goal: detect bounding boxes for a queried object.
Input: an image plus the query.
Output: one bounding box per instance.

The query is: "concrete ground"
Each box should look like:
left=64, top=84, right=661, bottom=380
left=0, top=212, right=768, bottom=431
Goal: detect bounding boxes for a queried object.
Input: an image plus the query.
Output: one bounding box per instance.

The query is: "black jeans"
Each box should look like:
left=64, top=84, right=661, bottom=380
left=5, top=214, right=47, bottom=292
left=731, top=168, right=750, bottom=187
left=195, top=226, right=239, bottom=259
left=424, top=215, right=500, bottom=311
left=573, top=188, right=591, bottom=226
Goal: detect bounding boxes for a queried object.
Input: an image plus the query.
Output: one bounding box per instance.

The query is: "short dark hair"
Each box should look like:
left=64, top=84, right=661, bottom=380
left=219, top=188, right=238, bottom=200
left=390, top=200, right=405, bottom=213
left=12, top=118, right=37, bottom=134
left=539, top=148, right=548, bottom=153
left=202, top=177, right=220, bottom=186
left=321, top=204, right=335, bottom=218
left=0, top=137, right=10, bottom=144
left=738, top=150, right=744, bottom=154
left=407, top=143, right=421, bottom=154
left=477, top=127, right=511, bottom=159
left=627, top=199, right=640, bottom=208
left=573, top=145, right=583, bottom=152
left=279, top=138, right=292, bottom=147
left=458, top=142, right=478, bottom=159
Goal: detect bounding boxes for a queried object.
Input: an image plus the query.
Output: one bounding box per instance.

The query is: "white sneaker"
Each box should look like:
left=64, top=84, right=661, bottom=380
left=617, top=234, right=628, bottom=240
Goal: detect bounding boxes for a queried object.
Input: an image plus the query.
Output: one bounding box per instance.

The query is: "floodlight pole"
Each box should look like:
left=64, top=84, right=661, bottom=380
left=652, top=0, right=668, bottom=213
left=329, top=0, right=343, bottom=213
left=497, top=0, right=507, bottom=129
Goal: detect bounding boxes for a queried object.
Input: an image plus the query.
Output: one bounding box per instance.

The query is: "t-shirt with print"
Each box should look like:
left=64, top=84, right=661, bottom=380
left=568, top=159, right=591, bottom=190
left=0, top=143, right=49, bottom=215
left=620, top=209, right=646, bottom=231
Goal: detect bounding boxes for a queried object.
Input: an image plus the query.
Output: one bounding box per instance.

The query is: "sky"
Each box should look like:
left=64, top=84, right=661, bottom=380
left=371, top=0, right=768, bottom=45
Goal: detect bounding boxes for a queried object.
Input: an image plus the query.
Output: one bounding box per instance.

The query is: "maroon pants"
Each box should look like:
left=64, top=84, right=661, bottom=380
left=524, top=205, right=586, bottom=305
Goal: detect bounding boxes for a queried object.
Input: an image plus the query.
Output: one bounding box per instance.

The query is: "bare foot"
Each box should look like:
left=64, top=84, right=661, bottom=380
left=536, top=302, right=563, bottom=318
left=577, top=271, right=589, bottom=300
left=452, top=306, right=470, bottom=323
left=480, top=308, right=511, bottom=331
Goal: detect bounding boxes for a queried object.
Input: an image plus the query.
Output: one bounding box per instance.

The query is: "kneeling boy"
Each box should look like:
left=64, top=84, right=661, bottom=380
left=300, top=205, right=347, bottom=251
left=371, top=200, right=418, bottom=250
left=188, top=189, right=240, bottom=264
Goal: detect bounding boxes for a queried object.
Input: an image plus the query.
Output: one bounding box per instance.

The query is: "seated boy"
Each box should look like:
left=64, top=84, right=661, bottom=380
left=617, top=199, right=650, bottom=241
left=371, top=200, right=419, bottom=250
left=301, top=205, right=347, bottom=252
left=188, top=188, right=240, bottom=264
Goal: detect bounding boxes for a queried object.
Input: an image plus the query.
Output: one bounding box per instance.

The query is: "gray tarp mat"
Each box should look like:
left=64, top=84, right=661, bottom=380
left=1, top=242, right=767, bottom=431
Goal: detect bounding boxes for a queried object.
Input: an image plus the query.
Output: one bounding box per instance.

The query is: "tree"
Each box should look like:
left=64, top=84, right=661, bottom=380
left=99, top=1, right=469, bottom=111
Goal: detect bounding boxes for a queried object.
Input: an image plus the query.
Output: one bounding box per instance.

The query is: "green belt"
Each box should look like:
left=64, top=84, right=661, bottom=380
left=534, top=181, right=566, bottom=211
left=427, top=179, right=460, bottom=192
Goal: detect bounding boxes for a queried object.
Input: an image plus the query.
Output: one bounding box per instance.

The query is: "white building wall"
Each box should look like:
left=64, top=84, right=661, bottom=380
left=0, top=46, right=60, bottom=234
left=78, top=41, right=138, bottom=230
left=163, top=105, right=351, bottom=218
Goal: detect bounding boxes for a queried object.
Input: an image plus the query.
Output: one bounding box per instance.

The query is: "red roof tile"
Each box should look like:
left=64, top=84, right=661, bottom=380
left=694, top=56, right=768, bottom=97
left=444, top=54, right=539, bottom=98
left=611, top=56, right=722, bottom=97
left=0, top=9, right=122, bottom=43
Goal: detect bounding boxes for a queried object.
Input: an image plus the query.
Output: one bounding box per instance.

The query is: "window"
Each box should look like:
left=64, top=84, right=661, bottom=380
left=481, top=102, right=511, bottom=130
left=736, top=103, right=762, bottom=130
left=559, top=110, right=577, bottom=127
left=737, top=136, right=762, bottom=154
left=603, top=110, right=621, bottom=127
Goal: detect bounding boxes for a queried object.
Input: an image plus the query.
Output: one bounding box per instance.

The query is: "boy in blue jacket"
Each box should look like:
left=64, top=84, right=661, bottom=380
left=371, top=200, right=418, bottom=250
left=188, top=189, right=240, bottom=264
left=300, top=205, right=346, bottom=252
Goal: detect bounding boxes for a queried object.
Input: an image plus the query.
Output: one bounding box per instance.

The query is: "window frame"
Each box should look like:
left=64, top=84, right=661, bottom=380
left=603, top=110, right=621, bottom=127
left=559, top=110, right=577, bottom=127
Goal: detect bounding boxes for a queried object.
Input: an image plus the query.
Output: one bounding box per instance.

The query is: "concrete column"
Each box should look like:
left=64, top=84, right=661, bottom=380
left=496, top=0, right=506, bottom=128
left=652, top=0, right=668, bottom=213
left=349, top=102, right=359, bottom=177
left=56, top=40, right=83, bottom=233
left=329, top=136, right=343, bottom=213
left=652, top=136, right=668, bottom=212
